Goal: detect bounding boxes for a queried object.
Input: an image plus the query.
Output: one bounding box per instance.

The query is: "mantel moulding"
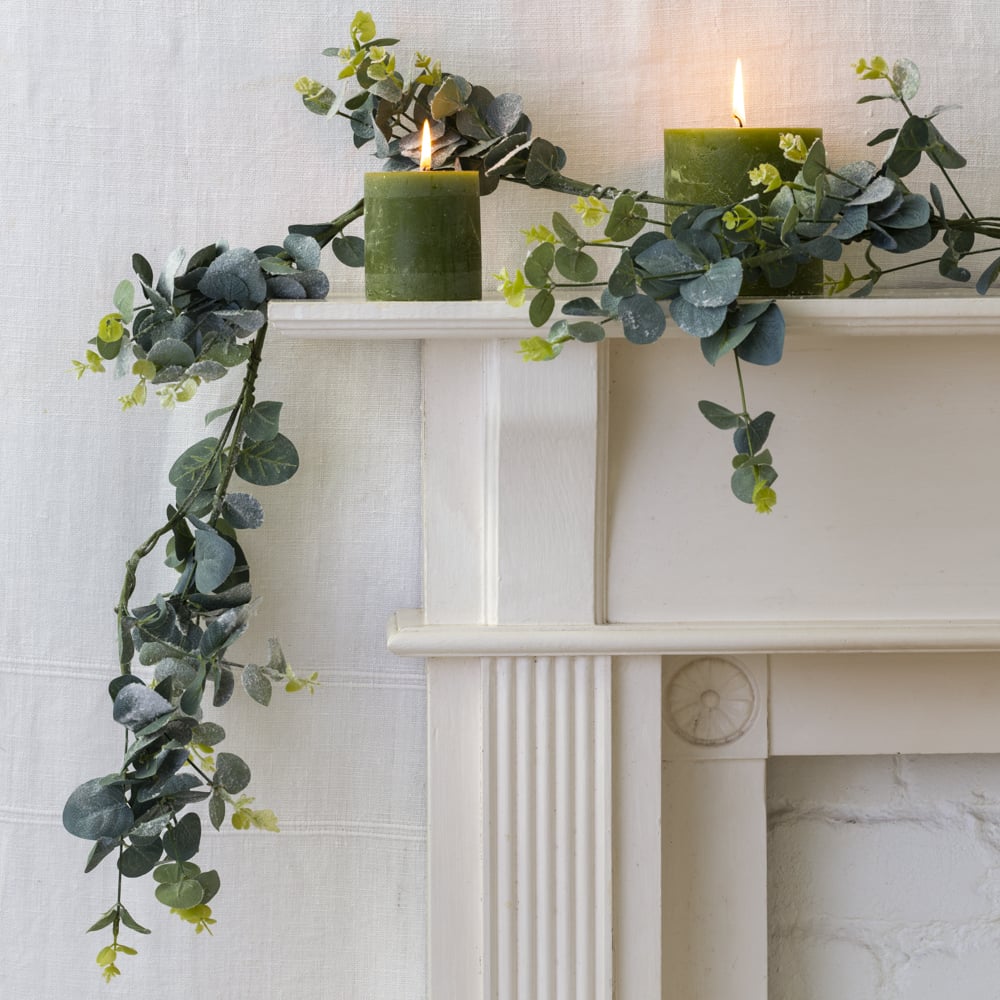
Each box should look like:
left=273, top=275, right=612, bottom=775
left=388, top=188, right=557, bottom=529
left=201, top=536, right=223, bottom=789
left=270, top=294, right=1000, bottom=341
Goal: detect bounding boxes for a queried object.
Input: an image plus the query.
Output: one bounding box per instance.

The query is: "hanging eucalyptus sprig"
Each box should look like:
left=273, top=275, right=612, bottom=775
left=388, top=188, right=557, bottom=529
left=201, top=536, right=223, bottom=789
left=66, top=203, right=363, bottom=980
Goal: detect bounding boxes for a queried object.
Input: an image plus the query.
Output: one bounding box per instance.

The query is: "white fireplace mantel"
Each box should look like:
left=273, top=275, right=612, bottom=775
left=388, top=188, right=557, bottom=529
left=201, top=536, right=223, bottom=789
left=274, top=295, right=1000, bottom=1000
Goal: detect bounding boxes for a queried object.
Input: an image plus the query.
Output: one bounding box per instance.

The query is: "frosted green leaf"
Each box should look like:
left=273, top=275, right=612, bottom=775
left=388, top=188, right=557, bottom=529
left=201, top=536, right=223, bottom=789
left=63, top=778, right=133, bottom=841
left=619, top=294, right=666, bottom=345
left=215, top=752, right=251, bottom=794
left=113, top=683, right=173, bottom=731
left=283, top=233, right=321, bottom=269
left=197, top=248, right=267, bottom=308
left=222, top=492, right=264, bottom=530
left=242, top=662, right=272, bottom=706
left=679, top=258, right=742, bottom=309
left=147, top=339, right=196, bottom=368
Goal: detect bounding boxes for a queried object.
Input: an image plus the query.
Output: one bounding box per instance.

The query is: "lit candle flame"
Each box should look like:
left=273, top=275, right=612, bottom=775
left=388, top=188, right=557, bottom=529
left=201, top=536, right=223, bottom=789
left=732, top=58, right=746, bottom=127
left=420, top=120, right=433, bottom=171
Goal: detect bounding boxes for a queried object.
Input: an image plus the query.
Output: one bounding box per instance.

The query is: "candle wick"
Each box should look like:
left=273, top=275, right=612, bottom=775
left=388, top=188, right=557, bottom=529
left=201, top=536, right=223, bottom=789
left=732, top=114, right=745, bottom=128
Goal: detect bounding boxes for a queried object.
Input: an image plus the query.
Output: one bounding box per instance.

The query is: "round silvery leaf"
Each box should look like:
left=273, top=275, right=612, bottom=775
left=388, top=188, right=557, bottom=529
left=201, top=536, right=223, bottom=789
left=215, top=752, right=251, bottom=794
left=223, top=492, right=264, bottom=530
left=266, top=274, right=306, bottom=300
left=283, top=233, right=321, bottom=270
left=198, top=247, right=267, bottom=307
left=296, top=268, right=330, bottom=299
left=113, top=683, right=173, bottom=731
left=63, top=777, right=133, bottom=841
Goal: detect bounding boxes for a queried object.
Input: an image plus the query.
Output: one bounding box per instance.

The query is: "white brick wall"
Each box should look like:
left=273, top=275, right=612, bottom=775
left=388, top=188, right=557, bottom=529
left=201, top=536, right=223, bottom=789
left=769, top=756, right=1000, bottom=999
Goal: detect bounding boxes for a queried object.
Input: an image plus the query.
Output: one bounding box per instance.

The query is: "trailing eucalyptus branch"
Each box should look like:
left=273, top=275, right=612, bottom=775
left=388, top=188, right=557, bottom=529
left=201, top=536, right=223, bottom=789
left=298, top=16, right=1000, bottom=512
left=65, top=206, right=363, bottom=979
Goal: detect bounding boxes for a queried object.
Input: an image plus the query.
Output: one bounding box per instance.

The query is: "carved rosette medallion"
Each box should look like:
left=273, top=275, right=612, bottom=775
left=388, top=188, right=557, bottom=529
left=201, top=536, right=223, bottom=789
left=664, top=656, right=758, bottom=746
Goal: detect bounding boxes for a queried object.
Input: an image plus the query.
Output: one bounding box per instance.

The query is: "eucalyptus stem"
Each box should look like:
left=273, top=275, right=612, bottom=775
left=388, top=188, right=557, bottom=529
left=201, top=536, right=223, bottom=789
left=114, top=323, right=268, bottom=674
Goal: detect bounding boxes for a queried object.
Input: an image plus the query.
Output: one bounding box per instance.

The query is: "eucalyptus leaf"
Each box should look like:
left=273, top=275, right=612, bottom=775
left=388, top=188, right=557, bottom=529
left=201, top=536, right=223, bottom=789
left=976, top=255, right=1000, bottom=295
left=608, top=250, right=638, bottom=298
left=113, top=683, right=173, bottom=731
left=735, top=304, right=785, bottom=366
left=243, top=400, right=282, bottom=443
left=194, top=529, right=236, bottom=594
left=119, top=840, right=164, bottom=878
left=118, top=905, right=152, bottom=935
left=213, top=664, right=236, bottom=707
left=242, top=662, right=273, bottom=706
left=567, top=321, right=605, bottom=343
left=734, top=411, right=776, bottom=455
left=63, top=778, right=133, bottom=841
left=147, top=339, right=195, bottom=368
left=485, top=92, right=523, bottom=135
left=633, top=238, right=699, bottom=279
left=222, top=493, right=265, bottom=530
left=332, top=235, right=365, bottom=268
left=163, top=812, right=202, bottom=862
left=197, top=869, right=221, bottom=907
left=698, top=400, right=742, bottom=430
left=155, top=879, right=204, bottom=910
left=554, top=246, right=598, bottom=283
left=86, top=908, right=118, bottom=933
left=209, top=790, right=226, bottom=831
left=619, top=293, right=666, bottom=345
left=561, top=297, right=605, bottom=318
left=192, top=721, right=226, bottom=747
left=669, top=297, right=727, bottom=339
left=700, top=321, right=755, bottom=365
left=678, top=257, right=742, bottom=308
left=605, top=194, right=647, bottom=242
left=84, top=838, right=120, bottom=874
left=197, top=247, right=267, bottom=307
left=524, top=242, right=555, bottom=288
left=283, top=233, right=321, bottom=269
left=152, top=860, right=201, bottom=884
left=236, top=433, right=300, bottom=487
left=551, top=212, right=583, bottom=249
left=215, top=752, right=252, bottom=794
left=168, top=438, right=222, bottom=493
left=524, top=138, right=559, bottom=187
left=528, top=289, right=555, bottom=327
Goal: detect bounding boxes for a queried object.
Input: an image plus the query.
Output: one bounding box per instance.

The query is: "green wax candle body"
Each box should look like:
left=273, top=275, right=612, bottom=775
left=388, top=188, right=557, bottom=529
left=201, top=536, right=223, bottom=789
left=664, top=127, right=823, bottom=296
left=364, top=170, right=482, bottom=301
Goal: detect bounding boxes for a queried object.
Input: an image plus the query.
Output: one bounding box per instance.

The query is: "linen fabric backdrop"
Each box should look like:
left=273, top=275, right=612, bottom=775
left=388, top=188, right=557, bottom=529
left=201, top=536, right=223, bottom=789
left=2, top=1, right=998, bottom=997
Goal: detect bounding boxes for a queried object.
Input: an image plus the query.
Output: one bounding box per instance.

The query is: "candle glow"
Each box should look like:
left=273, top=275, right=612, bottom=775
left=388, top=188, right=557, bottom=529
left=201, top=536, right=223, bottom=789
left=732, top=58, right=746, bottom=127
left=420, top=120, right=433, bottom=171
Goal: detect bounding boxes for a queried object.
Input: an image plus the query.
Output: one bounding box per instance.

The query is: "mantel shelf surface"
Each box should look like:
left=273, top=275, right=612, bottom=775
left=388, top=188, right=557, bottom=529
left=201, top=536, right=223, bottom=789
left=270, top=293, right=1000, bottom=340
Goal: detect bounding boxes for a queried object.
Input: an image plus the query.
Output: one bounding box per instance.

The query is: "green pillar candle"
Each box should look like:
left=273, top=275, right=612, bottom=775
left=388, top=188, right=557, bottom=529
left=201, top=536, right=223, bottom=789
left=664, top=127, right=824, bottom=296
left=364, top=170, right=482, bottom=301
